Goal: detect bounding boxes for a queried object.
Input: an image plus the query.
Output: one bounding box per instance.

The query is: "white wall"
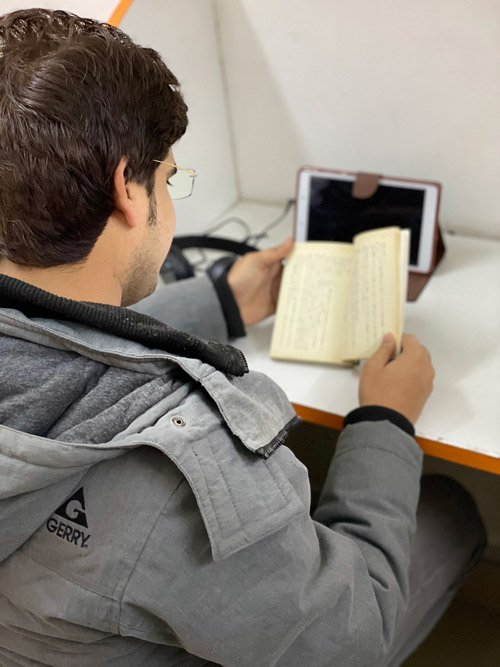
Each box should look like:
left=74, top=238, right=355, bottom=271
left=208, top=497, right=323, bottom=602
left=216, top=0, right=500, bottom=239
left=121, top=0, right=238, bottom=234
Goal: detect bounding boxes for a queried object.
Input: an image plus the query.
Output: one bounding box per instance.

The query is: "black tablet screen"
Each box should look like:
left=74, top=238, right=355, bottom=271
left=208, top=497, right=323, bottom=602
left=308, top=177, right=424, bottom=265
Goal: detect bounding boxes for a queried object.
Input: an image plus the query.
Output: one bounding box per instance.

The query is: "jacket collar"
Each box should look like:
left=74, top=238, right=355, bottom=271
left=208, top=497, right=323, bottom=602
left=0, top=274, right=248, bottom=376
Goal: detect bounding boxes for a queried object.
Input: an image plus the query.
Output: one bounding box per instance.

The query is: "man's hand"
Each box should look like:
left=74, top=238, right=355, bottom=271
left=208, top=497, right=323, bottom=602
left=359, top=333, right=435, bottom=425
left=227, top=239, right=293, bottom=326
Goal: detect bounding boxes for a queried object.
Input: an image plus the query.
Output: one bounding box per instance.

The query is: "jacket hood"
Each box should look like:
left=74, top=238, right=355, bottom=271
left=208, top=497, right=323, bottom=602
left=0, top=306, right=299, bottom=564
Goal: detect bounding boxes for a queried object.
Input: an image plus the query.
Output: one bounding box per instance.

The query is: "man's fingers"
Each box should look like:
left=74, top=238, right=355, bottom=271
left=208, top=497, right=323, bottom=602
left=367, top=333, right=396, bottom=368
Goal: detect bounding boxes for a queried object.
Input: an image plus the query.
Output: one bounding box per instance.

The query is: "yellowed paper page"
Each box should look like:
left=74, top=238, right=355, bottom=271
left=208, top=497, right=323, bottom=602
left=270, top=242, right=353, bottom=363
left=343, top=227, right=401, bottom=360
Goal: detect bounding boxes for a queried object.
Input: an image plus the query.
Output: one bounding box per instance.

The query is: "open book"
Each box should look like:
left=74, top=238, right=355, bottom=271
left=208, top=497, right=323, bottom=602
left=270, top=227, right=410, bottom=364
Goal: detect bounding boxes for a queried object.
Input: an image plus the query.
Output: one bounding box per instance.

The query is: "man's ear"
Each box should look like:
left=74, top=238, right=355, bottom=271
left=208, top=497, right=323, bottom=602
left=113, top=157, right=138, bottom=229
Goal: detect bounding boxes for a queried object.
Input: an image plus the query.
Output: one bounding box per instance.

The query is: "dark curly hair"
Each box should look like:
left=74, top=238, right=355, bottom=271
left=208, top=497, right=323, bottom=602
left=0, top=8, right=188, bottom=267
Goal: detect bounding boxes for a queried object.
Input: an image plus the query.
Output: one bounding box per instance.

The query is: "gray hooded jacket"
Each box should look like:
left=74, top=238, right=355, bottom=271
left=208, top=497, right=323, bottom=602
left=0, top=275, right=423, bottom=666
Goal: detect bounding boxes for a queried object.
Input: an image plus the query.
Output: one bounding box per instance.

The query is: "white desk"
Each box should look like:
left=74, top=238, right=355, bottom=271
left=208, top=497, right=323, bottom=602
left=215, top=202, right=500, bottom=474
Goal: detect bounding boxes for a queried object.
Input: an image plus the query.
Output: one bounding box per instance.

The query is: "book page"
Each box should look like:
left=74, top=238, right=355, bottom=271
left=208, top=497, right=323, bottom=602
left=343, top=227, right=401, bottom=360
left=270, top=242, right=353, bottom=363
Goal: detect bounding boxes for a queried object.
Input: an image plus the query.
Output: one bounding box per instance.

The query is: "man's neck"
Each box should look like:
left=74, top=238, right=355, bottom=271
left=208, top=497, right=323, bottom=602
left=0, top=259, right=122, bottom=306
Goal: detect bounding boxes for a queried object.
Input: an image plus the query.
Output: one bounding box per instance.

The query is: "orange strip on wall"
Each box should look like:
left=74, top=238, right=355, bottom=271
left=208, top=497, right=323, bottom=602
left=108, top=0, right=134, bottom=26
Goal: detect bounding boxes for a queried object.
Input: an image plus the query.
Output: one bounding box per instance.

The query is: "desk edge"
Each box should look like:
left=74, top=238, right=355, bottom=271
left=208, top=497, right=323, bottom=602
left=292, top=403, right=500, bottom=475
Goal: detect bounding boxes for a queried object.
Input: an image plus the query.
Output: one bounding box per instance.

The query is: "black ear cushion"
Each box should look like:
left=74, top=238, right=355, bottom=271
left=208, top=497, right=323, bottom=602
left=160, top=244, right=195, bottom=282
left=206, top=255, right=237, bottom=283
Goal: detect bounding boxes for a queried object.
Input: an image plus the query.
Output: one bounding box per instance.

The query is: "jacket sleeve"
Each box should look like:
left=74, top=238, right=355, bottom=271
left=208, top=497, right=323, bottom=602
left=119, top=420, right=423, bottom=666
left=130, top=275, right=231, bottom=342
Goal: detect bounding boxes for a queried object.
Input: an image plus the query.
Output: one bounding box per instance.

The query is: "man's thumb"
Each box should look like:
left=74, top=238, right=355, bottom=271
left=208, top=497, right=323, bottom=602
left=369, top=333, right=396, bottom=367
left=261, top=238, right=293, bottom=266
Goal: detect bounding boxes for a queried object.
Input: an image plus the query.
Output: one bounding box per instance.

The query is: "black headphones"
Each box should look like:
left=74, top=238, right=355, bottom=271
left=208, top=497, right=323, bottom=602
left=160, top=235, right=258, bottom=283
left=161, top=200, right=294, bottom=284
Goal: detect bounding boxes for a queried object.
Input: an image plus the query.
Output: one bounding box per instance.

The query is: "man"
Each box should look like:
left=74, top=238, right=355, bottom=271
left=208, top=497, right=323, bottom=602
left=0, top=9, right=485, bottom=666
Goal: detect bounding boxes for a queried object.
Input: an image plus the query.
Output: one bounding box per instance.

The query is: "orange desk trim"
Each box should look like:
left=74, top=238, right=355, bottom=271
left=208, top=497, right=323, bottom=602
left=293, top=404, right=345, bottom=431
left=108, top=0, right=134, bottom=26
left=292, top=403, right=500, bottom=476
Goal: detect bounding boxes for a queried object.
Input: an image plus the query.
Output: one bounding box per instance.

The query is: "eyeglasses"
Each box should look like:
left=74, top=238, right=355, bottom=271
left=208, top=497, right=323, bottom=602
left=153, top=160, right=197, bottom=200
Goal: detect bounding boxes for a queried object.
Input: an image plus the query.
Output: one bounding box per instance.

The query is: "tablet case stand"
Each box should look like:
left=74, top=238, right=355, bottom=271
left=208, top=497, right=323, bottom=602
left=353, top=172, right=445, bottom=301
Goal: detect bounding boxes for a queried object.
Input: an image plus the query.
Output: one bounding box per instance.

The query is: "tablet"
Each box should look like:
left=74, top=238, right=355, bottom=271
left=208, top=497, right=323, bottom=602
left=295, top=167, right=441, bottom=274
